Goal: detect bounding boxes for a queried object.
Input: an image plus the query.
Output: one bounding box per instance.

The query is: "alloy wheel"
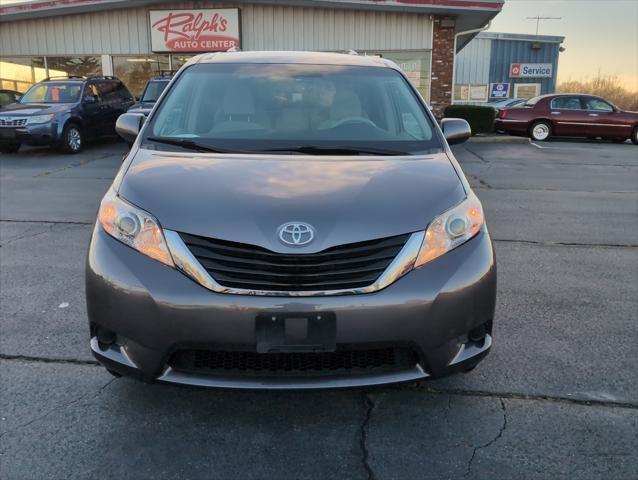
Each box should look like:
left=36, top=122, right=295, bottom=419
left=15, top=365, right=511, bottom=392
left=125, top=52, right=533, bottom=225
left=532, top=123, right=550, bottom=141
left=68, top=127, right=82, bottom=151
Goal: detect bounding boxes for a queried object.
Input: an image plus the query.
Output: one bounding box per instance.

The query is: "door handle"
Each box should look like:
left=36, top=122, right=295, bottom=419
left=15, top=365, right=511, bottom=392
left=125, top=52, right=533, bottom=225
left=588, top=113, right=599, bottom=117
left=551, top=111, right=561, bottom=115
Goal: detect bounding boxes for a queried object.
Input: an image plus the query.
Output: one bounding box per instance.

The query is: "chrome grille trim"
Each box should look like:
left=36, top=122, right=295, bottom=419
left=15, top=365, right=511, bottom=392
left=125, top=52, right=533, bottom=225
left=0, top=117, right=27, bottom=127
left=164, top=229, right=425, bottom=297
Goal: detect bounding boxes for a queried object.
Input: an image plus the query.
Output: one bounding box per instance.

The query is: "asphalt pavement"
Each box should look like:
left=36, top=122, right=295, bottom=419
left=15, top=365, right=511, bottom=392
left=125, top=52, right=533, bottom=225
left=1, top=137, right=637, bottom=479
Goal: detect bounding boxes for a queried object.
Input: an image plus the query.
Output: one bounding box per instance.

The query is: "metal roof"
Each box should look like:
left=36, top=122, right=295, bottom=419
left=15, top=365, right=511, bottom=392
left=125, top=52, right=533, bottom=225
left=476, top=31, right=565, bottom=44
left=0, top=0, right=503, bottom=33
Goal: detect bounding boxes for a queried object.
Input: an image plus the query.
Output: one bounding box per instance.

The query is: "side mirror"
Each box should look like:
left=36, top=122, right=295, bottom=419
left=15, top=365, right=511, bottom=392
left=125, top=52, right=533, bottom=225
left=116, top=113, right=145, bottom=144
left=441, top=118, right=472, bottom=146
left=83, top=95, right=97, bottom=104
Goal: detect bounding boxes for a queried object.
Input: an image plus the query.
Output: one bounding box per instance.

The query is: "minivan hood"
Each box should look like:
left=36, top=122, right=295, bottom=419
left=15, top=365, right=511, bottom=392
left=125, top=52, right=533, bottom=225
left=118, top=150, right=466, bottom=253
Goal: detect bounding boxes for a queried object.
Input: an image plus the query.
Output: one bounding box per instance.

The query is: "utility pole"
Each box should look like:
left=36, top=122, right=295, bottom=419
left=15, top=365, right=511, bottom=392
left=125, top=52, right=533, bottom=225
left=525, top=16, right=562, bottom=35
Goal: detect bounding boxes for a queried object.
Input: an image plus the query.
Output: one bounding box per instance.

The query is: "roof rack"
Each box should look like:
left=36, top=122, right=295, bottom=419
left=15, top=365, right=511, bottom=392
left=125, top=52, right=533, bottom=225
left=154, top=70, right=177, bottom=78
left=42, top=75, right=86, bottom=81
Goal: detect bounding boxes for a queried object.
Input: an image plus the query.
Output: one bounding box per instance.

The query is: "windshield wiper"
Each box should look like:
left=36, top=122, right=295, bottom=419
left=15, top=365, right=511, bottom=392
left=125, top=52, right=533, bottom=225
left=146, top=136, right=234, bottom=153
left=262, top=146, right=410, bottom=156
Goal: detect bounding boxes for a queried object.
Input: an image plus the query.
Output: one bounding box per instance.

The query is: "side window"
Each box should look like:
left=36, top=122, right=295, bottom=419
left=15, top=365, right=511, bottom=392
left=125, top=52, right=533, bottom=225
left=0, top=92, right=12, bottom=106
left=551, top=96, right=582, bottom=110
left=116, top=82, right=134, bottom=102
left=386, top=82, right=430, bottom=140
left=97, top=81, right=116, bottom=102
left=99, top=81, right=133, bottom=103
left=83, top=83, right=99, bottom=102
left=584, top=98, right=614, bottom=112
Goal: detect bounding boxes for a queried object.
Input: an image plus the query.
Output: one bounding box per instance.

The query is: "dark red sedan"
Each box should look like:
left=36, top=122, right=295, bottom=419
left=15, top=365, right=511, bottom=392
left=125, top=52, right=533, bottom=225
left=495, top=94, right=638, bottom=144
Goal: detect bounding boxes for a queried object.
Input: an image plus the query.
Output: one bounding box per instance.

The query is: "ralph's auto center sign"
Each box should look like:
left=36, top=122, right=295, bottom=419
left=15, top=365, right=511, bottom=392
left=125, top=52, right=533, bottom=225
left=149, top=9, right=241, bottom=52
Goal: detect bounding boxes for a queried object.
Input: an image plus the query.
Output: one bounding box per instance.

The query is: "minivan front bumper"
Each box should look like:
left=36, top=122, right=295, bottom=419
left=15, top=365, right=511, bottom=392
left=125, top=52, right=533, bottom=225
left=86, top=225, right=496, bottom=389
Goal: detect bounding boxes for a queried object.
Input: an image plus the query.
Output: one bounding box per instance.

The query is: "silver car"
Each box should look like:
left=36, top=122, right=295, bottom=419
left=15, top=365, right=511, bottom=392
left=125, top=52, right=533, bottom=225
left=87, top=51, right=496, bottom=389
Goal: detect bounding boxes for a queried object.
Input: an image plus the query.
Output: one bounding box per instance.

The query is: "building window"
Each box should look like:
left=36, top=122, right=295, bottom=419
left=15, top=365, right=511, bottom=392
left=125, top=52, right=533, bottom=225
left=0, top=57, right=47, bottom=92
left=45, top=56, right=102, bottom=79
left=514, top=83, right=540, bottom=99
left=366, top=51, right=432, bottom=102
left=112, top=55, right=170, bottom=97
left=453, top=84, right=489, bottom=103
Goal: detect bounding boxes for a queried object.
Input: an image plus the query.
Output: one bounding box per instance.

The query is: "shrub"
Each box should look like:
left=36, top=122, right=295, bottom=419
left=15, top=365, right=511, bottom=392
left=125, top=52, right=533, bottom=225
left=443, top=105, right=496, bottom=135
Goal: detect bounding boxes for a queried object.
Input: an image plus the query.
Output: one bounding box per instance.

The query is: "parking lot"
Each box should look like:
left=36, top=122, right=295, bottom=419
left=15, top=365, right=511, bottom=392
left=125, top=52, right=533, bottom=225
left=1, top=138, right=637, bottom=479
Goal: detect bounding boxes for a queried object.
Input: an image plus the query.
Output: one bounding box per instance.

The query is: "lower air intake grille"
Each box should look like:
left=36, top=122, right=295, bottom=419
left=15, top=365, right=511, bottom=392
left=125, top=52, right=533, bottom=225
left=179, top=232, right=410, bottom=292
left=169, top=347, right=419, bottom=377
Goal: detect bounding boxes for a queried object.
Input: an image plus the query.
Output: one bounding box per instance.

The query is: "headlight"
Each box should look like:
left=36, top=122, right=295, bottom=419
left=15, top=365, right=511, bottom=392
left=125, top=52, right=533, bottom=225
left=414, top=191, right=484, bottom=267
left=27, top=114, right=55, bottom=124
left=98, top=189, right=174, bottom=267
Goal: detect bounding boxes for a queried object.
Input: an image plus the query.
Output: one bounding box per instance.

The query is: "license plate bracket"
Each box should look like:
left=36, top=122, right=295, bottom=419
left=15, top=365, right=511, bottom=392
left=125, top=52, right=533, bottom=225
left=256, top=312, right=336, bottom=353
left=0, top=129, right=16, bottom=139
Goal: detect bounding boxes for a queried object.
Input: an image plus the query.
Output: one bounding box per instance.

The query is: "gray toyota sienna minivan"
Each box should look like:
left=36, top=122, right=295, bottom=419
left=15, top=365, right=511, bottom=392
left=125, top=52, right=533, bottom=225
left=87, top=51, right=496, bottom=389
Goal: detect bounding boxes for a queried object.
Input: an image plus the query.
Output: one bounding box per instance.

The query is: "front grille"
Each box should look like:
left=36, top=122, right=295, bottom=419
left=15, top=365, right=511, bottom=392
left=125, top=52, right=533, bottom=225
left=0, top=118, right=27, bottom=127
left=169, top=347, right=419, bottom=377
left=179, top=232, right=410, bottom=292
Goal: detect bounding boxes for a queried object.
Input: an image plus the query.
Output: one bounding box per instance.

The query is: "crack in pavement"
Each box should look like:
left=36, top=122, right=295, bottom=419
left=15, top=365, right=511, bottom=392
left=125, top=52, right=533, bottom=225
left=0, top=222, right=84, bottom=247
left=0, top=353, right=100, bottom=366
left=33, top=153, right=115, bottom=178
left=0, top=219, right=92, bottom=225
left=0, top=223, right=54, bottom=247
left=493, top=238, right=638, bottom=249
left=0, top=377, right=117, bottom=442
left=410, top=385, right=638, bottom=410
left=461, top=146, right=489, bottom=164
left=473, top=186, right=637, bottom=194
left=468, top=174, right=493, bottom=189
left=359, top=392, right=381, bottom=480
left=464, top=398, right=507, bottom=477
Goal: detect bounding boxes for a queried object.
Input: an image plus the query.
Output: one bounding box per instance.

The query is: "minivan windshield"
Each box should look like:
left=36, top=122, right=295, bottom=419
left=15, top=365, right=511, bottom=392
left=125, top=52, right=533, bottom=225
left=20, top=82, right=82, bottom=104
left=145, top=63, right=442, bottom=155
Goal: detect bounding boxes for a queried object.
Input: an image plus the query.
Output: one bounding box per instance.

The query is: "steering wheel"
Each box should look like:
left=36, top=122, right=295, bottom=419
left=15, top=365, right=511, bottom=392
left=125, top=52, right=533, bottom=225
left=328, top=117, right=377, bottom=129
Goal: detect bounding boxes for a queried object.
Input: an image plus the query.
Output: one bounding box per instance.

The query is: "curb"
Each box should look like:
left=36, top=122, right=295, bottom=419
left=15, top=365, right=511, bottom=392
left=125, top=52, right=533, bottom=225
left=468, top=136, right=531, bottom=144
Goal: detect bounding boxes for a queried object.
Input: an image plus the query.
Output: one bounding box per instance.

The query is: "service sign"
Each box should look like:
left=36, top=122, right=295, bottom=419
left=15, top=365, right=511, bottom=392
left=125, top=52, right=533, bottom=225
left=490, top=83, right=510, bottom=98
left=149, top=9, right=240, bottom=53
left=510, top=63, right=553, bottom=78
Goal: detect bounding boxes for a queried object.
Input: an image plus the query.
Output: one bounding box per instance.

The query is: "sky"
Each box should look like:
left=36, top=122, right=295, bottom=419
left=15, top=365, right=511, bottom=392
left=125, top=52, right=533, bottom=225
left=488, top=0, right=638, bottom=90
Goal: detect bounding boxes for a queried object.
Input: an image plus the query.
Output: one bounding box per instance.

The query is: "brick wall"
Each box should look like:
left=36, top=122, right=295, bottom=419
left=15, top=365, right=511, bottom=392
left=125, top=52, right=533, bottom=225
left=430, top=16, right=456, bottom=119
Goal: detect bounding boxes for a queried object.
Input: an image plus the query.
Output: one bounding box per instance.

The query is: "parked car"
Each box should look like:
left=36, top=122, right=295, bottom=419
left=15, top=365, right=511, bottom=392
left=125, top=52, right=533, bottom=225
left=0, top=75, right=135, bottom=154
left=88, top=51, right=496, bottom=389
left=495, top=93, right=638, bottom=144
left=0, top=89, right=22, bottom=109
left=127, top=72, right=174, bottom=117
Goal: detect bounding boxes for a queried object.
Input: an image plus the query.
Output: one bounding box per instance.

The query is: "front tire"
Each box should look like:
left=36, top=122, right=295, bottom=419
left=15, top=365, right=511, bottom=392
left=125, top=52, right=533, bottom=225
left=530, top=121, right=551, bottom=142
left=0, top=143, right=21, bottom=154
left=61, top=123, right=83, bottom=153
left=632, top=127, right=638, bottom=145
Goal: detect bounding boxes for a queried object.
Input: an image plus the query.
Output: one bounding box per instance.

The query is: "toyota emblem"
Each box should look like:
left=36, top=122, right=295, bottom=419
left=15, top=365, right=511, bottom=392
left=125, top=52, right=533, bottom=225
left=278, top=222, right=315, bottom=246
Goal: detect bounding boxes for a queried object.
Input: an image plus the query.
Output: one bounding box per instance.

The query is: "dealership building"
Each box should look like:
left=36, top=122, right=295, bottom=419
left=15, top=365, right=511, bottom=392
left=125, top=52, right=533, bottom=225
left=0, top=0, right=503, bottom=116
left=454, top=31, right=565, bottom=102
